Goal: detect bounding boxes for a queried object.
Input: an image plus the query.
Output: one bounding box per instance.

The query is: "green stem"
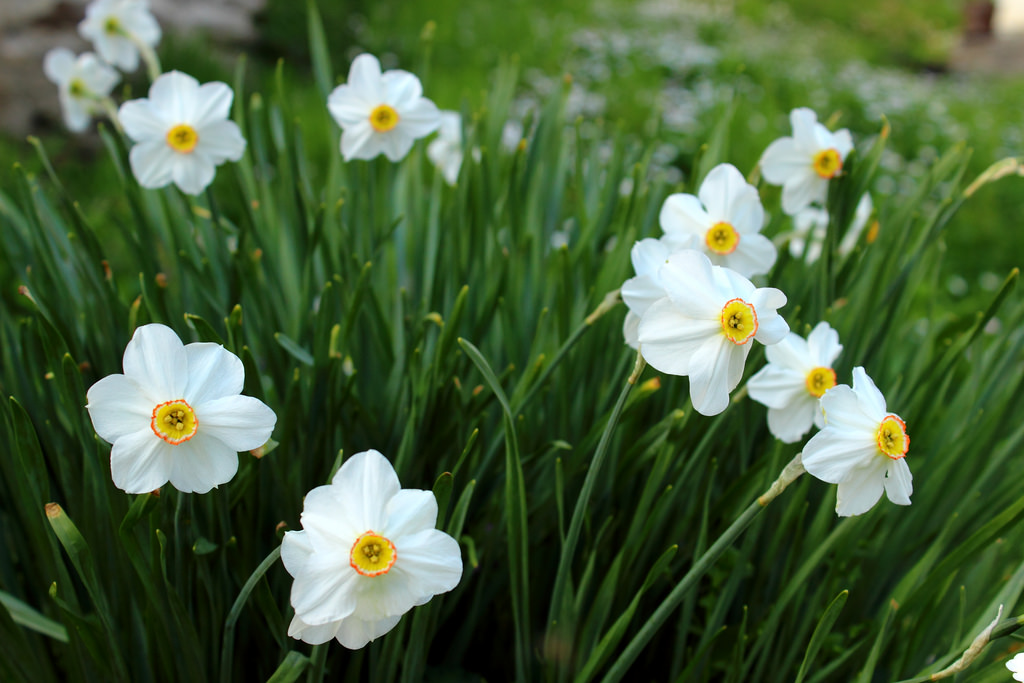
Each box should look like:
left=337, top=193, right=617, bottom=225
left=133, top=36, right=163, bottom=82
left=545, top=349, right=644, bottom=673
left=220, top=545, right=282, bottom=683
left=601, top=454, right=805, bottom=682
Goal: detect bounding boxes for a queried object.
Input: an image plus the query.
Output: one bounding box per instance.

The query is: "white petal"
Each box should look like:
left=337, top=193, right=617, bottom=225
left=129, top=140, right=176, bottom=189
left=121, top=6, right=161, bottom=46
left=335, top=614, right=401, bottom=650
left=698, top=164, right=753, bottom=223
left=659, top=193, right=709, bottom=239
left=330, top=450, right=402, bottom=529
left=122, top=324, right=187, bottom=398
left=183, top=343, right=243, bottom=405
left=297, top=484, right=363, bottom=547
left=80, top=53, right=120, bottom=95
left=807, top=322, right=843, bottom=366
left=726, top=234, right=777, bottom=278
left=802, top=427, right=878, bottom=483
left=385, top=490, right=438, bottom=538
left=395, top=97, right=441, bottom=138
left=819, top=385, right=879, bottom=432
left=327, top=85, right=372, bottom=127
left=764, top=331, right=810, bottom=371
left=347, top=54, right=385, bottom=102
left=747, top=364, right=806, bottom=410
left=289, top=555, right=360, bottom=625
left=622, top=310, right=641, bottom=349
left=379, top=129, right=416, bottom=162
left=753, top=309, right=790, bottom=346
left=165, top=430, right=239, bottom=493
left=340, top=124, right=378, bottom=161
left=195, top=395, right=276, bottom=451
left=637, top=298, right=720, bottom=376
left=832, top=129, right=854, bottom=159
left=110, top=427, right=172, bottom=493
left=884, top=457, right=913, bottom=505
left=44, top=48, right=75, bottom=85
left=86, top=374, right=152, bottom=442
left=629, top=238, right=671, bottom=277
left=851, top=367, right=888, bottom=419
left=61, top=97, right=92, bottom=133
left=621, top=274, right=668, bottom=318
left=790, top=108, right=820, bottom=150
left=148, top=71, right=200, bottom=123
left=171, top=154, right=215, bottom=195
left=287, top=613, right=341, bottom=645
left=686, top=335, right=741, bottom=416
left=191, top=82, right=234, bottom=128
left=391, top=528, right=462, bottom=598
left=766, top=399, right=817, bottom=443
left=382, top=70, right=423, bottom=106
left=781, top=172, right=827, bottom=216
left=760, top=138, right=806, bottom=185
left=835, top=459, right=887, bottom=516
left=119, top=99, right=168, bottom=142
left=657, top=250, right=723, bottom=319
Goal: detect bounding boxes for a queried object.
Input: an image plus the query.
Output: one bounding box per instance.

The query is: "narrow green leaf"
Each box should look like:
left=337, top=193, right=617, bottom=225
left=275, top=332, right=315, bottom=366
left=266, top=651, right=311, bottom=683
left=0, top=590, right=68, bottom=642
left=795, top=590, right=849, bottom=683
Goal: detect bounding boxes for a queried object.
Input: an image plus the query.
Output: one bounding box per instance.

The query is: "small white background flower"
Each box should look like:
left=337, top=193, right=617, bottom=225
left=282, top=450, right=462, bottom=649
left=761, top=107, right=854, bottom=215
left=801, top=366, right=912, bottom=516
left=327, top=53, right=442, bottom=162
left=118, top=71, right=246, bottom=195
left=659, top=163, right=777, bottom=277
left=1007, top=652, right=1024, bottom=682
left=637, top=250, right=789, bottom=416
left=427, top=111, right=464, bottom=185
left=78, top=0, right=161, bottom=73
left=747, top=322, right=843, bottom=443
left=43, top=48, right=120, bottom=133
left=789, top=193, right=874, bottom=262
left=86, top=324, right=276, bottom=493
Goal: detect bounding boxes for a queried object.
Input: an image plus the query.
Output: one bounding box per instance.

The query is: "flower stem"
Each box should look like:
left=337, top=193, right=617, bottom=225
left=220, top=545, right=282, bottom=683
left=601, top=453, right=806, bottom=683
left=133, top=37, right=163, bottom=82
left=98, top=97, right=123, bottom=133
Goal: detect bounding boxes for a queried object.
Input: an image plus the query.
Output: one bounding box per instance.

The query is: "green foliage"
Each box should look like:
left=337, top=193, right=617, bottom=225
left=2, top=2, right=1024, bottom=682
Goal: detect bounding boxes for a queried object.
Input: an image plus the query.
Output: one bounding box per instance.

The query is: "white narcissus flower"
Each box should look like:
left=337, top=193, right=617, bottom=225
left=621, top=238, right=672, bottom=349
left=78, top=0, right=161, bottom=73
left=86, top=324, right=277, bottom=494
left=801, top=367, right=912, bottom=517
left=118, top=71, right=246, bottom=195
left=747, top=322, right=843, bottom=443
left=760, top=107, right=854, bottom=215
left=637, top=250, right=789, bottom=416
left=1008, top=652, right=1024, bottom=682
left=659, top=163, right=777, bottom=278
left=427, top=111, right=464, bottom=185
left=43, top=48, right=120, bottom=133
left=283, top=450, right=463, bottom=649
left=327, top=53, right=442, bottom=162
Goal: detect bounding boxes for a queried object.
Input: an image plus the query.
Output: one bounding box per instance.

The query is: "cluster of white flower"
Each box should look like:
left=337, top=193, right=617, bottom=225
left=622, top=107, right=912, bottom=519
left=45, top=3, right=465, bottom=196
left=86, top=324, right=462, bottom=650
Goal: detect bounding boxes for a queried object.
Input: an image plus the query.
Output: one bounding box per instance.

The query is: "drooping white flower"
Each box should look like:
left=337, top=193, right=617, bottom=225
left=659, top=163, right=777, bottom=278
left=78, top=0, right=161, bottom=73
left=117, top=71, right=246, bottom=195
left=788, top=193, right=874, bottom=262
left=637, top=250, right=789, bottom=416
left=283, top=450, right=462, bottom=649
left=801, top=367, right=912, bottom=517
left=43, top=48, right=120, bottom=133
left=760, top=108, right=854, bottom=215
left=621, top=238, right=673, bottom=349
left=747, top=322, right=843, bottom=443
left=86, top=324, right=277, bottom=494
left=427, top=111, right=464, bottom=185
left=327, top=53, right=441, bottom=162
left=1007, top=652, right=1024, bottom=682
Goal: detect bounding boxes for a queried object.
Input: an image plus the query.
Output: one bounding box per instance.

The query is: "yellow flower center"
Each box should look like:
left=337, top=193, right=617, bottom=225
left=69, top=79, right=88, bottom=98
left=720, top=298, right=758, bottom=345
left=166, top=124, right=199, bottom=154
left=805, top=366, right=837, bottom=398
left=705, top=221, right=740, bottom=255
left=875, top=414, right=909, bottom=460
left=350, top=531, right=397, bottom=577
left=150, top=399, right=198, bottom=445
left=104, top=17, right=122, bottom=35
left=369, top=104, right=400, bottom=132
left=812, top=148, right=842, bottom=179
